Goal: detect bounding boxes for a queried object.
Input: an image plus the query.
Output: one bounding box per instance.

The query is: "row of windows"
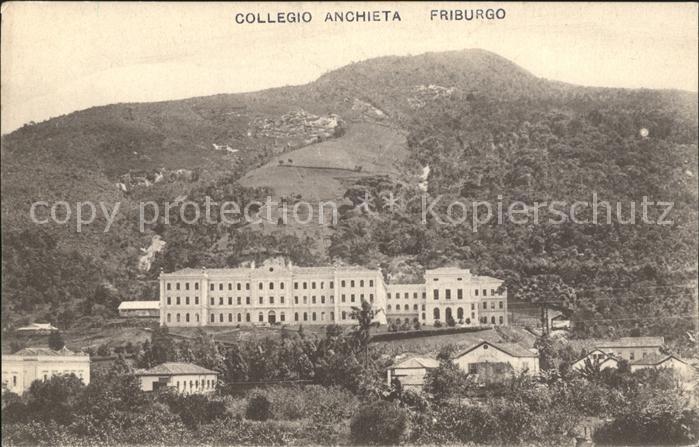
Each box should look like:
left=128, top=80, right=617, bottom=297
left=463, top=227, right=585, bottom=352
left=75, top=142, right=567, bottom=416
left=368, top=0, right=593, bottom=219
left=387, top=291, right=426, bottom=299
left=482, top=301, right=505, bottom=309
left=166, top=294, right=377, bottom=306
left=176, top=378, right=215, bottom=391
left=166, top=310, right=364, bottom=324
left=432, top=288, right=502, bottom=300
left=166, top=279, right=376, bottom=293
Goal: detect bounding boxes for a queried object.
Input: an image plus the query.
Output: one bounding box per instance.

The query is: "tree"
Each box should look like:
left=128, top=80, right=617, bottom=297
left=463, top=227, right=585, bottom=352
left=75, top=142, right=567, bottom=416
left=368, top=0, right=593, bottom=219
left=424, top=345, right=471, bottom=401
left=350, top=400, right=408, bottom=445
left=351, top=299, right=375, bottom=366
left=48, top=331, right=65, bottom=350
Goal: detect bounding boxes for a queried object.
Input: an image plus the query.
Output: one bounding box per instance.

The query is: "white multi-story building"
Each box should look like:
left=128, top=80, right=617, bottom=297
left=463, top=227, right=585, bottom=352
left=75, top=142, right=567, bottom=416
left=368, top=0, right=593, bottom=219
left=135, top=362, right=218, bottom=394
left=1, top=347, right=90, bottom=394
left=159, top=262, right=507, bottom=328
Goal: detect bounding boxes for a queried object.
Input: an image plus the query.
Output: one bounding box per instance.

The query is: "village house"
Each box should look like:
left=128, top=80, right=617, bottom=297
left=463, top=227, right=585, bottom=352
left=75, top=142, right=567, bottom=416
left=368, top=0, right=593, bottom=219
left=160, top=261, right=508, bottom=328
left=134, top=362, right=218, bottom=394
left=453, top=341, right=539, bottom=381
left=629, top=353, right=695, bottom=377
left=570, top=336, right=665, bottom=366
left=572, top=349, right=622, bottom=371
left=386, top=355, right=439, bottom=389
left=118, top=300, right=160, bottom=318
left=1, top=347, right=90, bottom=394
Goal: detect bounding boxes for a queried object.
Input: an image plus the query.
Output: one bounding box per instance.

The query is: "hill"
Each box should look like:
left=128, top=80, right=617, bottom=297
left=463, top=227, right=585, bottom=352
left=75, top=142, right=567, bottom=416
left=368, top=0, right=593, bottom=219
left=1, top=49, right=697, bottom=344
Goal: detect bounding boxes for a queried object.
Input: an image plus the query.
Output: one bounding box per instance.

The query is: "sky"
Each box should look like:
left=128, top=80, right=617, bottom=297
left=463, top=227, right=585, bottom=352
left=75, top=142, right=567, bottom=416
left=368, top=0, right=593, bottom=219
left=1, top=2, right=697, bottom=134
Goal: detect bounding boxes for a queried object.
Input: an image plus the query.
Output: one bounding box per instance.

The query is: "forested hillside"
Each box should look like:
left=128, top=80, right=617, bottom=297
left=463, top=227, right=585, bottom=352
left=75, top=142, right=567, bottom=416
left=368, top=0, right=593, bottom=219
left=1, top=49, right=697, bottom=342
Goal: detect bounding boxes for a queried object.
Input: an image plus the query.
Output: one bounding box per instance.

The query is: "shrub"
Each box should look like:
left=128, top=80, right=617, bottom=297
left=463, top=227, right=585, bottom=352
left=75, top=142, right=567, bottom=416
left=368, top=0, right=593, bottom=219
left=350, top=400, right=407, bottom=445
left=246, top=394, right=272, bottom=421
left=433, top=320, right=442, bottom=328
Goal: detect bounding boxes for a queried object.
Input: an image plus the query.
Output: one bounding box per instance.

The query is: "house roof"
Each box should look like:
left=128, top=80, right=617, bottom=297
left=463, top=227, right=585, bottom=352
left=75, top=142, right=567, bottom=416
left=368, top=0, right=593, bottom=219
left=118, top=301, right=160, bottom=310
left=162, top=265, right=378, bottom=277
left=570, top=336, right=665, bottom=352
left=456, top=340, right=538, bottom=359
left=574, top=349, right=621, bottom=364
left=11, top=346, right=86, bottom=357
left=630, top=353, right=687, bottom=366
left=135, top=362, right=218, bottom=376
left=16, top=323, right=58, bottom=331
left=393, top=356, right=439, bottom=369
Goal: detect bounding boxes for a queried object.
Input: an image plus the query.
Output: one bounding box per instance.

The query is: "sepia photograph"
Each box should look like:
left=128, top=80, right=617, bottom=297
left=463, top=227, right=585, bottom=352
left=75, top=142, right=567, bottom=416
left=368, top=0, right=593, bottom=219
left=1, top=2, right=698, bottom=446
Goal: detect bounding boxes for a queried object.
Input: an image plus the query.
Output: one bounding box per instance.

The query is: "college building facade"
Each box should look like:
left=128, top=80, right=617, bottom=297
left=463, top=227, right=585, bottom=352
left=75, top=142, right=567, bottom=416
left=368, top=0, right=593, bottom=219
left=159, top=262, right=508, bottom=328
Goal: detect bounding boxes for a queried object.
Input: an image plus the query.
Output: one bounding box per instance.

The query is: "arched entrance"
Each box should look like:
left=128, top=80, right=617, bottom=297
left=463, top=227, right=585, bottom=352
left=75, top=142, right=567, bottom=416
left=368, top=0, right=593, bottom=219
left=268, top=310, right=276, bottom=324
left=457, top=307, right=464, bottom=320
left=445, top=307, right=453, bottom=320
left=433, top=308, right=441, bottom=320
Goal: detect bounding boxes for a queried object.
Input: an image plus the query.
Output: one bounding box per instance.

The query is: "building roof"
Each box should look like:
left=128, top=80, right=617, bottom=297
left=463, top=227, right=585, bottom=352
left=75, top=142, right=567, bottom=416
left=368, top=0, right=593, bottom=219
left=393, top=356, right=439, bottom=369
left=118, top=300, right=160, bottom=310
left=162, top=265, right=378, bottom=277
left=569, top=336, right=665, bottom=351
left=135, top=362, right=218, bottom=376
left=16, top=323, right=58, bottom=331
left=574, top=349, right=621, bottom=365
left=630, top=353, right=687, bottom=366
left=11, top=346, right=86, bottom=357
left=456, top=340, right=538, bottom=359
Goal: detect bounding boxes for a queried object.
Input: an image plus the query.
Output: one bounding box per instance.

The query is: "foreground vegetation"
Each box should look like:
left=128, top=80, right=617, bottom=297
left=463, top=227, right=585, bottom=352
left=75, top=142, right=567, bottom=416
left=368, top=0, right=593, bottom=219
left=3, top=321, right=698, bottom=446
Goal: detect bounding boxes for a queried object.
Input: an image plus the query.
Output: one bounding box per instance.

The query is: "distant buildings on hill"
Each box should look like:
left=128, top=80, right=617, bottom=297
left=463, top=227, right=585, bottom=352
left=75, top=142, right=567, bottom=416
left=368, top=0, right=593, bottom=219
left=158, top=262, right=508, bottom=328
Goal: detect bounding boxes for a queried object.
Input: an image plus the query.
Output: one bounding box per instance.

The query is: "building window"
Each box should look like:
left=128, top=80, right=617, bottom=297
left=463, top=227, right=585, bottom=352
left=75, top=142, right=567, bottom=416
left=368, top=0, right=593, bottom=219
left=321, top=312, right=325, bottom=321
left=237, top=297, right=241, bottom=305
left=259, top=283, right=263, bottom=290
left=167, top=297, right=171, bottom=305
left=219, top=283, right=223, bottom=291
left=185, top=282, right=190, bottom=291
left=195, top=297, right=199, bottom=305
left=228, top=283, right=232, bottom=291
left=237, top=283, right=241, bottom=291
left=219, top=313, right=223, bottom=322
left=360, top=280, right=364, bottom=287
left=342, top=294, right=346, bottom=303
left=167, top=283, right=171, bottom=291
left=237, top=313, right=242, bottom=322
left=499, top=301, right=503, bottom=309
left=321, top=296, right=325, bottom=304
left=312, top=282, right=316, bottom=289
left=330, top=281, right=334, bottom=289
left=269, top=282, right=274, bottom=290
left=210, top=314, right=214, bottom=323
left=294, top=296, right=299, bottom=304
left=369, top=280, right=374, bottom=287
left=370, top=294, right=374, bottom=302
left=246, top=313, right=251, bottom=322
left=342, top=311, right=346, bottom=320
left=280, top=296, right=285, bottom=304
left=175, top=313, right=181, bottom=323
left=258, top=312, right=264, bottom=322
left=341, top=280, right=346, bottom=287
left=280, top=283, right=285, bottom=290
left=246, top=283, right=250, bottom=290
left=229, top=313, right=232, bottom=322
left=483, top=302, right=487, bottom=309
left=246, top=297, right=251, bottom=305
left=176, top=297, right=181, bottom=305
left=499, top=316, right=504, bottom=325
left=167, top=313, right=171, bottom=323
left=413, top=292, right=418, bottom=299
left=414, top=304, right=418, bottom=311
left=303, top=312, right=308, bottom=321
left=196, top=314, right=200, bottom=322
left=186, top=313, right=190, bottom=322
left=312, top=312, right=317, bottom=321
left=483, top=289, right=487, bottom=296
left=404, top=305, right=409, bottom=311
left=471, top=303, right=475, bottom=310
left=186, top=297, right=190, bottom=305
left=433, top=308, right=440, bottom=320
left=475, top=289, right=479, bottom=296
left=294, top=312, right=299, bottom=321
left=294, top=282, right=298, bottom=290
left=219, top=297, right=224, bottom=305
left=387, top=293, right=391, bottom=299
left=434, top=290, right=439, bottom=300
left=259, top=297, right=263, bottom=305
left=446, top=289, right=451, bottom=300
left=270, top=296, right=274, bottom=304
left=351, top=294, right=355, bottom=303
left=491, top=302, right=495, bottom=309
left=303, top=282, right=307, bottom=290
left=491, top=316, right=496, bottom=324
left=330, top=312, right=334, bottom=321
left=312, top=296, right=316, bottom=304
left=404, top=292, right=408, bottom=299
left=350, top=280, right=355, bottom=287
left=388, top=305, right=392, bottom=311
left=303, top=296, right=308, bottom=304
left=195, top=283, right=199, bottom=290
left=457, top=289, right=463, bottom=299
left=280, top=312, right=285, bottom=322
left=210, top=284, right=214, bottom=291
left=176, top=283, right=181, bottom=291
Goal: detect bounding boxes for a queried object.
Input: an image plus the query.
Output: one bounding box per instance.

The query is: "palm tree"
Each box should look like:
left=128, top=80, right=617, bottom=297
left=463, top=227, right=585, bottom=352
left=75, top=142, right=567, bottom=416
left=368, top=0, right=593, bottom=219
left=350, top=299, right=374, bottom=367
